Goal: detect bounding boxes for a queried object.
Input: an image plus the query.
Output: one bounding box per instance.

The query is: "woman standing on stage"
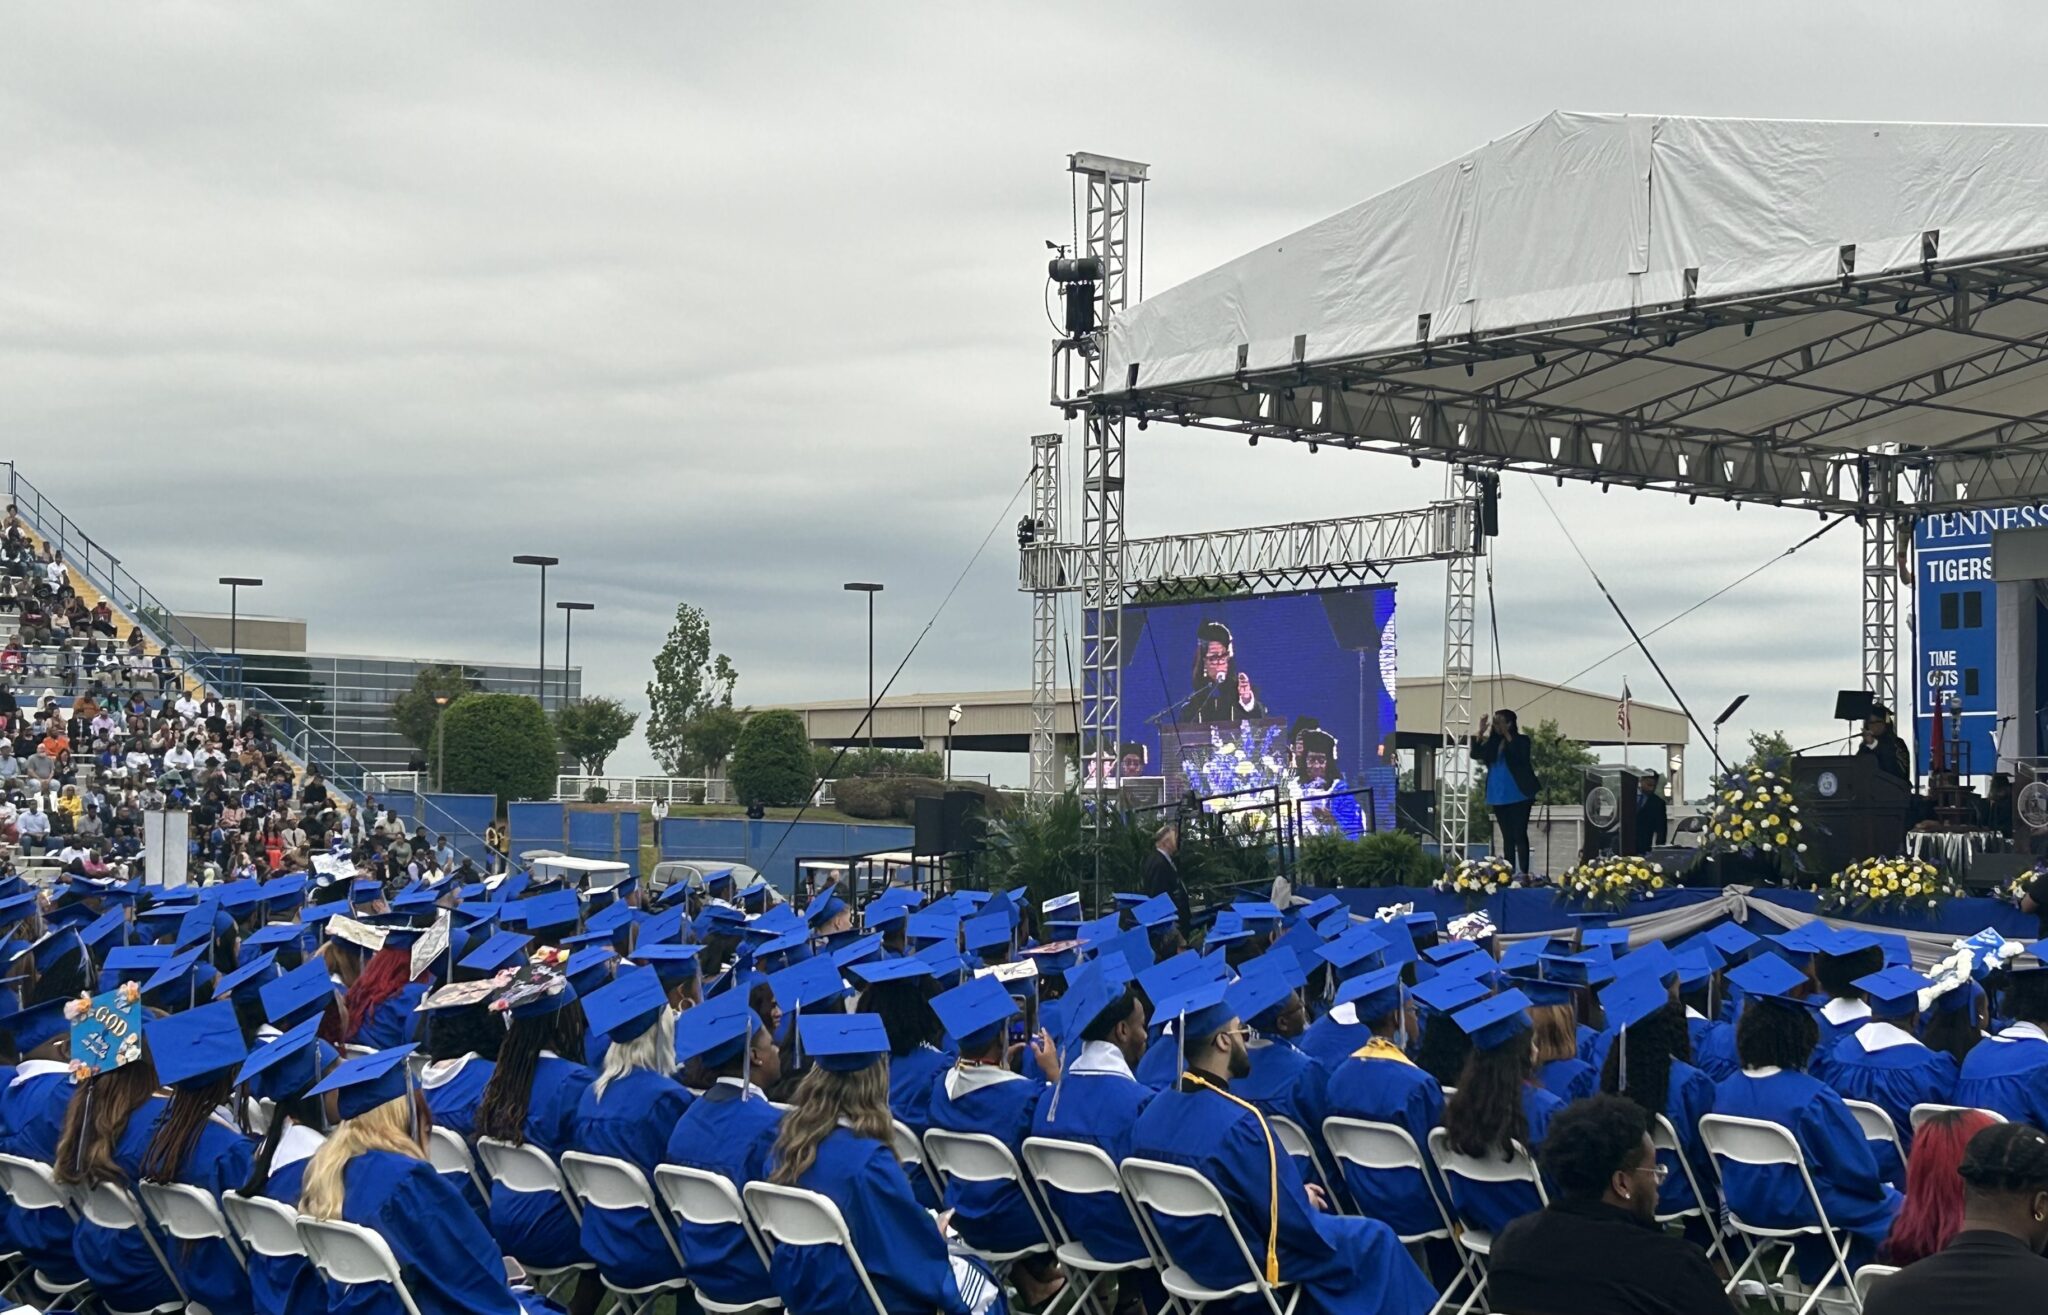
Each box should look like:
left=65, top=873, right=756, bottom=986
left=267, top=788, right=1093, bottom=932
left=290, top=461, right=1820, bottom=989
left=1472, top=709, right=1539, bottom=875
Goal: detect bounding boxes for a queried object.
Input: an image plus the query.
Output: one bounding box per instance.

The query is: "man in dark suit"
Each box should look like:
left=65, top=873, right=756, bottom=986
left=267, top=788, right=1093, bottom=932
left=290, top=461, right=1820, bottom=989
left=1142, top=822, right=1190, bottom=931
left=1857, top=704, right=1913, bottom=784
left=1630, top=770, right=1669, bottom=855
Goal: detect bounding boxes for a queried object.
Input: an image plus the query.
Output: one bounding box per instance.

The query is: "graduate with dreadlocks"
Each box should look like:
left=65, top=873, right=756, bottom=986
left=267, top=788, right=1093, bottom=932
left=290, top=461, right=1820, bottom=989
left=1126, top=978, right=1435, bottom=1315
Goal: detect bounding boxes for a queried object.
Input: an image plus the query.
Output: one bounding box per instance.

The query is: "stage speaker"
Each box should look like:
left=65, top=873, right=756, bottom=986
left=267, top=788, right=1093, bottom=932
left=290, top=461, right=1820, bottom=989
left=912, top=797, right=946, bottom=857
left=942, top=790, right=987, bottom=855
left=1969, top=851, right=2034, bottom=893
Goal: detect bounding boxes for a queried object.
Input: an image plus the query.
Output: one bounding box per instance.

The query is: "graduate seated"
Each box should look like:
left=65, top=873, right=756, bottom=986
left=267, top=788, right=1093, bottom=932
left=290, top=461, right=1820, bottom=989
left=849, top=956, right=951, bottom=1138
left=299, top=1046, right=563, bottom=1315
left=1230, top=955, right=1336, bottom=1188
left=1954, top=944, right=2048, bottom=1129
left=569, top=967, right=692, bottom=1294
left=0, top=995, right=88, bottom=1292
left=926, top=973, right=1066, bottom=1307
left=1881, top=1107, right=1999, bottom=1267
left=232, top=1014, right=335, bottom=1313
left=1595, top=969, right=1716, bottom=1218
left=1486, top=1094, right=1737, bottom=1315
left=1810, top=928, right=1884, bottom=1057
left=765, top=1014, right=1005, bottom=1315
left=1676, top=946, right=1741, bottom=1081
left=415, top=988, right=502, bottom=1214
left=665, top=991, right=786, bottom=1311
left=1127, top=978, right=1436, bottom=1315
left=1525, top=985, right=1597, bottom=1102
left=1439, top=988, right=1562, bottom=1236
left=1710, top=953, right=1902, bottom=1280
left=1813, top=967, right=1958, bottom=1180
left=1864, top=1122, right=2048, bottom=1315
left=1324, top=965, right=1455, bottom=1243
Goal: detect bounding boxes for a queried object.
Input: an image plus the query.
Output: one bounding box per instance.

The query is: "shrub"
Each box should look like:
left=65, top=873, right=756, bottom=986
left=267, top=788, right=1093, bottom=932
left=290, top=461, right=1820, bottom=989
left=436, top=693, right=558, bottom=810
left=1293, top=829, right=1438, bottom=888
left=728, top=709, right=816, bottom=807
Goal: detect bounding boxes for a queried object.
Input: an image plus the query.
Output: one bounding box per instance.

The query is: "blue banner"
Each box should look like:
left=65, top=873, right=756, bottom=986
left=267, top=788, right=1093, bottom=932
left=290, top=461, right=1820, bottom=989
left=1913, top=504, right=2048, bottom=774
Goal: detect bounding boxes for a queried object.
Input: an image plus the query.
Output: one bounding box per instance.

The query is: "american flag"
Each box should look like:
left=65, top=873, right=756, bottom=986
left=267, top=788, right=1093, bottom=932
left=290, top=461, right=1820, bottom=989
left=1617, top=681, right=1633, bottom=737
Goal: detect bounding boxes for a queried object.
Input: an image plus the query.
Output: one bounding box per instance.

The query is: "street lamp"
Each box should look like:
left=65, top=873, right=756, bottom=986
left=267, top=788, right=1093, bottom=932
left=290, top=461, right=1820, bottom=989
left=947, top=702, right=962, bottom=782
left=556, top=601, right=593, bottom=707
left=842, top=582, right=883, bottom=750
left=217, top=577, right=262, bottom=656
left=513, top=555, right=560, bottom=707
left=433, top=693, right=450, bottom=792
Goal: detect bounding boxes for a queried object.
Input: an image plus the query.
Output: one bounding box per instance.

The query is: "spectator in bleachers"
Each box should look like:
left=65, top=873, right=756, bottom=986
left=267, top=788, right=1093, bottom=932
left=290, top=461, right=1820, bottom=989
left=15, top=803, right=48, bottom=854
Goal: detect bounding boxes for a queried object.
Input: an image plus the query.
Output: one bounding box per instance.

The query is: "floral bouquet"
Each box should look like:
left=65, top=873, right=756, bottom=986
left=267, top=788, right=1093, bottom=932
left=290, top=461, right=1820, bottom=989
left=1557, top=854, right=1667, bottom=911
left=1820, top=855, right=1962, bottom=915
left=1994, top=865, right=2045, bottom=908
left=1434, top=856, right=1518, bottom=905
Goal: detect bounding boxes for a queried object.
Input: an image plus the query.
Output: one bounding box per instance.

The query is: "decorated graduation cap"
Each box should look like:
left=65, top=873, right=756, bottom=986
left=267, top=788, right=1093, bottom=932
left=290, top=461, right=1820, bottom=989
left=931, top=974, right=1019, bottom=1050
left=584, top=967, right=669, bottom=1045
left=309, top=1044, right=420, bottom=1120
left=144, top=1000, right=248, bottom=1088
left=1450, top=987, right=1533, bottom=1052
left=799, top=1012, right=888, bottom=1073
left=1727, top=952, right=1816, bottom=1009
left=262, top=957, right=339, bottom=1028
left=0, top=998, right=70, bottom=1053
left=676, top=989, right=761, bottom=1070
left=1855, top=967, right=1931, bottom=1020
left=237, top=1013, right=329, bottom=1103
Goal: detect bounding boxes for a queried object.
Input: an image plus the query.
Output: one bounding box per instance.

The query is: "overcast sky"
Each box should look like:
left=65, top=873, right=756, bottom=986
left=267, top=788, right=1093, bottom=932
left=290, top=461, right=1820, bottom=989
left=4, top=2, right=2041, bottom=785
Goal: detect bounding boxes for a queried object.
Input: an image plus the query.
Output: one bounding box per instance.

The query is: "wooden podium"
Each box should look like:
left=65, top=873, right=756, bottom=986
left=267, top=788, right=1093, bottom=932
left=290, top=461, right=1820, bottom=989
left=1786, top=754, right=1910, bottom=879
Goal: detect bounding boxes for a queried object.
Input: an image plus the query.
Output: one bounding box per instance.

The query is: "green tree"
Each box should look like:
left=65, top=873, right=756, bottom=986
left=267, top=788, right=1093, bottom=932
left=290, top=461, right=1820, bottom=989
left=390, top=665, right=479, bottom=751
left=552, top=696, right=640, bottom=774
left=813, top=746, right=944, bottom=781
left=683, top=705, right=746, bottom=777
left=1527, top=717, right=1598, bottom=804
left=1740, top=728, right=1794, bottom=775
left=644, top=603, right=738, bottom=774
left=435, top=693, right=557, bottom=808
left=728, top=709, right=816, bottom=807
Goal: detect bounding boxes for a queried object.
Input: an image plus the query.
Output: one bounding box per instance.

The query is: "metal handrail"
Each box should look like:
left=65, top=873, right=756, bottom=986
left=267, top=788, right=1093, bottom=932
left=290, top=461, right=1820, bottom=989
left=6, top=464, right=376, bottom=799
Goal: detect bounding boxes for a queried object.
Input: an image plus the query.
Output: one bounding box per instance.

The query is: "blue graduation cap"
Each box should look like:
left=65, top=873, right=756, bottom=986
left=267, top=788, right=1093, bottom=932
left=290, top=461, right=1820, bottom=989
left=1569, top=911, right=1616, bottom=930
left=28, top=928, right=82, bottom=975
left=1090, top=927, right=1155, bottom=975
left=1153, top=976, right=1235, bottom=1046
left=769, top=955, right=847, bottom=1017
left=1402, top=911, right=1440, bottom=939
left=699, top=866, right=737, bottom=894
left=633, top=942, right=703, bottom=987
left=1498, top=939, right=1548, bottom=972
left=1820, top=927, right=1881, bottom=959
left=1674, top=950, right=1716, bottom=994
left=309, top=1044, right=420, bottom=1120
left=390, top=884, right=442, bottom=914
left=964, top=911, right=1014, bottom=956
left=262, top=957, right=338, bottom=1028
left=243, top=923, right=305, bottom=951
left=1137, top=951, right=1218, bottom=1009
left=863, top=901, right=912, bottom=931
left=1293, top=894, right=1342, bottom=924
left=1580, top=927, right=1631, bottom=954
left=213, top=950, right=279, bottom=1003
left=915, top=943, right=971, bottom=986
left=748, top=905, right=805, bottom=939
left=1505, top=973, right=1576, bottom=1008
left=847, top=955, right=935, bottom=988
left=1057, top=958, right=1127, bottom=1059
left=1316, top=924, right=1388, bottom=976
left=1228, top=969, right=1297, bottom=1030
left=1315, top=910, right=1355, bottom=939
left=1042, top=891, right=1083, bottom=920
left=102, top=944, right=175, bottom=988
left=43, top=900, right=101, bottom=935
left=585, top=900, right=635, bottom=938
left=509, top=890, right=581, bottom=935
left=1874, top=934, right=1913, bottom=970
left=906, top=912, right=960, bottom=946
left=350, top=879, right=386, bottom=907
left=1076, top=913, right=1122, bottom=947
left=509, top=974, right=579, bottom=1021
left=802, top=885, right=847, bottom=929
left=0, top=998, right=70, bottom=1053
left=1131, top=893, right=1179, bottom=931
left=1422, top=940, right=1484, bottom=967
left=564, top=947, right=617, bottom=998
left=1599, top=971, right=1671, bottom=1032
left=1769, top=923, right=1835, bottom=965
left=1855, top=967, right=1931, bottom=1020
left=1451, top=988, right=1532, bottom=1052
left=1410, top=973, right=1489, bottom=1016
left=931, top=974, right=1021, bottom=1048
left=141, top=946, right=210, bottom=1005
left=830, top=934, right=886, bottom=972
left=1699, top=922, right=1762, bottom=963
left=460, top=930, right=533, bottom=974
left=798, top=1013, right=888, bottom=1072
left=1338, top=964, right=1406, bottom=1020
left=1205, top=911, right=1253, bottom=947
left=238, top=1014, right=330, bottom=1102
left=1727, top=953, right=1814, bottom=1008
left=636, top=905, right=686, bottom=948
left=584, top=967, right=669, bottom=1044
left=1614, top=942, right=1680, bottom=987
left=676, top=990, right=761, bottom=1068
left=1231, top=901, right=1283, bottom=934
left=144, top=1001, right=248, bottom=1088
left=1539, top=951, right=1613, bottom=989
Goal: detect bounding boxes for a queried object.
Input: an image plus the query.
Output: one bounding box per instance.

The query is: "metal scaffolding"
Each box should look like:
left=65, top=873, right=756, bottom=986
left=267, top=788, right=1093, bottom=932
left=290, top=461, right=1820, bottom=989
left=1438, top=469, right=1481, bottom=863
left=1027, top=431, right=1063, bottom=800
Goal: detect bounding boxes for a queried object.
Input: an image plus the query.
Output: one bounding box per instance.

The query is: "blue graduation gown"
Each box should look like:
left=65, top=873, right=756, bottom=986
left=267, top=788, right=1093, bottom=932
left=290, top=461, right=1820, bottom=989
left=1711, top=1069, right=1902, bottom=1272
left=889, top=1043, right=952, bottom=1135
left=1813, top=1023, right=1956, bottom=1177
left=1030, top=1057, right=1154, bottom=1264
left=1575, top=1023, right=1602, bottom=1064
left=1537, top=1056, right=1596, bottom=1102
left=1324, top=1044, right=1448, bottom=1239
left=1129, top=1078, right=1436, bottom=1315
left=772, top=1126, right=974, bottom=1315
left=1953, top=1025, right=2048, bottom=1128
left=1440, top=1084, right=1561, bottom=1236
left=420, top=1054, right=495, bottom=1217
left=1689, top=1012, right=1739, bottom=1082
left=570, top=1069, right=692, bottom=1290
left=926, top=1065, right=1048, bottom=1256
left=1134, top=1025, right=1185, bottom=1090
left=1299, top=1006, right=1376, bottom=1072
left=1640, top=1060, right=1716, bottom=1215
left=1813, top=999, right=1872, bottom=1063
left=354, top=982, right=427, bottom=1050
left=663, top=1082, right=784, bottom=1309
left=1237, top=1036, right=1334, bottom=1186
left=316, top=1149, right=536, bottom=1315
left=0, top=1063, right=82, bottom=1284
left=487, top=1054, right=596, bottom=1271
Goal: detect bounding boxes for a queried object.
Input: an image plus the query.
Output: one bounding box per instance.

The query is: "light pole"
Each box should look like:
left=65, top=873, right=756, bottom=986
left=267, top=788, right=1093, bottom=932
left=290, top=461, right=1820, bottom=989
left=217, top=576, right=262, bottom=656
left=513, top=555, right=560, bottom=708
left=843, top=582, right=883, bottom=750
left=433, top=693, right=450, bottom=792
left=947, top=702, right=962, bottom=782
left=557, top=601, right=593, bottom=707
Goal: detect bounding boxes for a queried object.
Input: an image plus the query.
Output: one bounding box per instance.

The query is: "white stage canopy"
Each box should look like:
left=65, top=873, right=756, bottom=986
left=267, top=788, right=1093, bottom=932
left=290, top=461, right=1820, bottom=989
left=1098, top=112, right=2048, bottom=513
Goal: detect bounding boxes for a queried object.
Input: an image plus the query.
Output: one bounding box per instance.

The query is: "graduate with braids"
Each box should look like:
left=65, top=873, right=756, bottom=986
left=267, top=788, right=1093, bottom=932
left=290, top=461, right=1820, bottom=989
left=1596, top=969, right=1716, bottom=1219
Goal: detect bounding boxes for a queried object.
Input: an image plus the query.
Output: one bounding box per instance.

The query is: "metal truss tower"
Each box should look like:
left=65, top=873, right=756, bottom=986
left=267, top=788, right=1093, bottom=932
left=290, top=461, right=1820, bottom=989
left=1027, top=432, right=1063, bottom=800
left=1438, top=467, right=1481, bottom=863
left=1861, top=460, right=1901, bottom=718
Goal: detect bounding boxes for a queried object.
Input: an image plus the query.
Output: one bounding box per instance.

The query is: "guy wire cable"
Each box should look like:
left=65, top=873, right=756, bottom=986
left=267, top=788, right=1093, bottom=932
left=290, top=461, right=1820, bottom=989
left=1526, top=476, right=1735, bottom=775
left=763, top=466, right=1034, bottom=865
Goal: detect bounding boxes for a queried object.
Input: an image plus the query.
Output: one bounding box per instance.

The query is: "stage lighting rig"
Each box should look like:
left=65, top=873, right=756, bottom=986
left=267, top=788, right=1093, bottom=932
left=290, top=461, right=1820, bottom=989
left=1048, top=250, right=1104, bottom=337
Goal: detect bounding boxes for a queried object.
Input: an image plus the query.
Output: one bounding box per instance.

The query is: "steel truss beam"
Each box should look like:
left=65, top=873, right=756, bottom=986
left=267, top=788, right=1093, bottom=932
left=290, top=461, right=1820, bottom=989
left=1439, top=470, right=1480, bottom=864
left=1028, top=432, right=1062, bottom=802
left=1863, top=513, right=1902, bottom=719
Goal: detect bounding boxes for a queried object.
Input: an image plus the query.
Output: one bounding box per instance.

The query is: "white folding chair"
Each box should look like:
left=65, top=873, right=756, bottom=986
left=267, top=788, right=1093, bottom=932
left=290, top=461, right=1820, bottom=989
left=139, top=1180, right=250, bottom=1278
left=1699, top=1113, right=1862, bottom=1315
left=1267, top=1115, right=1338, bottom=1202
left=743, top=1180, right=890, bottom=1315
left=892, top=1118, right=944, bottom=1200
left=1852, top=1263, right=1898, bottom=1304
left=1426, top=1127, right=1547, bottom=1315
left=558, top=1151, right=691, bottom=1314
left=475, top=1137, right=594, bottom=1298
left=1843, top=1100, right=1905, bottom=1180
left=1323, top=1118, right=1477, bottom=1315
left=1021, top=1136, right=1179, bottom=1315
left=920, top=1128, right=1056, bottom=1266
left=1650, top=1114, right=1735, bottom=1275
left=297, top=1216, right=426, bottom=1315
left=427, top=1126, right=490, bottom=1203
left=221, top=1193, right=307, bottom=1277
left=0, top=1154, right=93, bottom=1309
left=77, top=1181, right=188, bottom=1314
left=1908, top=1101, right=2007, bottom=1131
left=1119, top=1156, right=1301, bottom=1315
left=652, top=1164, right=783, bottom=1314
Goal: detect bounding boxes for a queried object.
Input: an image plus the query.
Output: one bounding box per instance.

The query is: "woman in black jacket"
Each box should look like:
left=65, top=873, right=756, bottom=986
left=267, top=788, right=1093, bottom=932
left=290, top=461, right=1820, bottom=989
left=1472, top=708, right=1539, bottom=875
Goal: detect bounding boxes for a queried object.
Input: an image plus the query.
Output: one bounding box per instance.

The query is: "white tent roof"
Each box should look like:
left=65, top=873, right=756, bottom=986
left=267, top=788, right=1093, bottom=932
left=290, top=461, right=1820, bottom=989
left=1100, top=112, right=2048, bottom=512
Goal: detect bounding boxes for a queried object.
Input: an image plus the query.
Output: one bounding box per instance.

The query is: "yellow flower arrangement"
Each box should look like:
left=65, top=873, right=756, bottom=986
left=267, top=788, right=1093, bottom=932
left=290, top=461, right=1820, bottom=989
left=1558, top=854, right=1665, bottom=911
left=1434, top=857, right=1519, bottom=904
left=1819, top=854, right=1961, bottom=913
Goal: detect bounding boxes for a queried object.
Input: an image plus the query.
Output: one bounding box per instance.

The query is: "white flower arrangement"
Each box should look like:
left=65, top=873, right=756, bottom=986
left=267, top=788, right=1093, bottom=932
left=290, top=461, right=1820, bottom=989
left=1434, top=856, right=1518, bottom=902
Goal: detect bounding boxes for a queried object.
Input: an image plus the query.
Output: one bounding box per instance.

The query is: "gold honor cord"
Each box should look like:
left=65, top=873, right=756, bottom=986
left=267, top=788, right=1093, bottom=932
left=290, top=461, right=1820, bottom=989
left=1183, top=1073, right=1281, bottom=1284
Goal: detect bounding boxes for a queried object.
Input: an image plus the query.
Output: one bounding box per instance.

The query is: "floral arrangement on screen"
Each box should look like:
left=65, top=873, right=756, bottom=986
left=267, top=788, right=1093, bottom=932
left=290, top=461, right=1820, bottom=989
left=1434, top=856, right=1519, bottom=904
left=1557, top=854, right=1667, bottom=911
left=1820, top=855, right=1962, bottom=914
left=1177, top=720, right=1355, bottom=839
